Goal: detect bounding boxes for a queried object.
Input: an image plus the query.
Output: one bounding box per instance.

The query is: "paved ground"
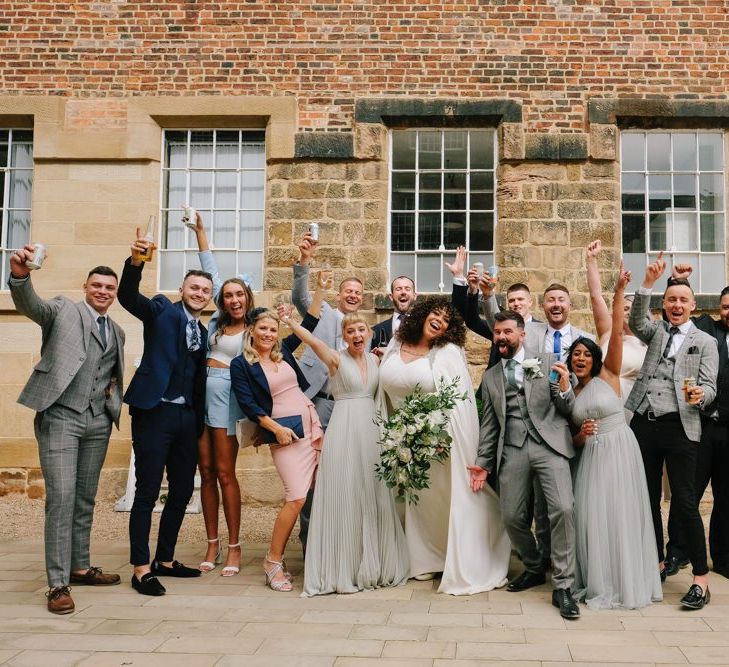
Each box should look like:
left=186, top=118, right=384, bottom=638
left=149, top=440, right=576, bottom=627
left=2, top=539, right=729, bottom=666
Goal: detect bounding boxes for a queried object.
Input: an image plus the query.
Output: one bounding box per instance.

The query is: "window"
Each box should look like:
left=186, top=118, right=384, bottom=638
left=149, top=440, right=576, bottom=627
left=1, top=129, right=33, bottom=287
left=160, top=130, right=265, bottom=291
left=389, top=129, right=497, bottom=292
left=621, top=131, right=725, bottom=293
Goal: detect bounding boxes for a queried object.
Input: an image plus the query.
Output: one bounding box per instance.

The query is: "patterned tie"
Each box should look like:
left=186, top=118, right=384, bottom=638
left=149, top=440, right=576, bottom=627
left=663, top=326, right=680, bottom=359
left=97, top=315, right=107, bottom=349
left=505, top=358, right=518, bottom=389
left=187, top=319, right=201, bottom=352
left=553, top=330, right=562, bottom=359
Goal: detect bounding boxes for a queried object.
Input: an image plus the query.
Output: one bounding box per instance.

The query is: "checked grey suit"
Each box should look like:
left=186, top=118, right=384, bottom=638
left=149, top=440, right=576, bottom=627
left=9, top=275, right=124, bottom=588
left=477, top=352, right=577, bottom=590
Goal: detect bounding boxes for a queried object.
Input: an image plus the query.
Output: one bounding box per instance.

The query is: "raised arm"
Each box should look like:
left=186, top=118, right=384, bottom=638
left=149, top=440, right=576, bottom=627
left=281, top=312, right=339, bottom=376
left=292, top=232, right=317, bottom=315
left=8, top=245, right=62, bottom=326
left=586, top=240, right=611, bottom=340
left=118, top=228, right=159, bottom=323
left=602, top=262, right=631, bottom=390
left=193, top=212, right=222, bottom=299
left=629, top=251, right=665, bottom=343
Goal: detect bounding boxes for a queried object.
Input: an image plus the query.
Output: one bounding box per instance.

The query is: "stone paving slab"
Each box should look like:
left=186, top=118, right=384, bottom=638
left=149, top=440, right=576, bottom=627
left=2, top=541, right=729, bottom=666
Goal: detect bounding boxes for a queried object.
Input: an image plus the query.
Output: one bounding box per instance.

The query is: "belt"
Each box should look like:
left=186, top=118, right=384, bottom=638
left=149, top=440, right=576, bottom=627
left=643, top=411, right=680, bottom=422
left=315, top=391, right=334, bottom=401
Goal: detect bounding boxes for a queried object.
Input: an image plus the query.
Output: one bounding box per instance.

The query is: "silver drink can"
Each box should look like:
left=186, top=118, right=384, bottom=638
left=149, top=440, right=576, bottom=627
left=182, top=205, right=197, bottom=230
left=309, top=222, right=319, bottom=241
left=25, top=243, right=47, bottom=270
left=472, top=262, right=484, bottom=277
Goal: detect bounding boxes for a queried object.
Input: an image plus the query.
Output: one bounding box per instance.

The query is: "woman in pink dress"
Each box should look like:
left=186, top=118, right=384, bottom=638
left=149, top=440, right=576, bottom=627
left=230, top=307, right=323, bottom=592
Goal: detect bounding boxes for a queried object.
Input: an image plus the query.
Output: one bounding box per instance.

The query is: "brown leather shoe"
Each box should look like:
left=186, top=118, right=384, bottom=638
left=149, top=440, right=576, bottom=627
left=46, top=586, right=75, bottom=615
left=70, top=566, right=121, bottom=586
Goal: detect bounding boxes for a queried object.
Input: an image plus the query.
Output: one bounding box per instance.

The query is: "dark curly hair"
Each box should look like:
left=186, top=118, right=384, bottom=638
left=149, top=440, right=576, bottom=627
left=395, top=295, right=466, bottom=349
left=566, top=336, right=603, bottom=377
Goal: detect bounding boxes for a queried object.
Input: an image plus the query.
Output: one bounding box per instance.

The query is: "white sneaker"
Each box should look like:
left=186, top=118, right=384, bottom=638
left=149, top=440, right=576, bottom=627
left=413, top=572, right=436, bottom=581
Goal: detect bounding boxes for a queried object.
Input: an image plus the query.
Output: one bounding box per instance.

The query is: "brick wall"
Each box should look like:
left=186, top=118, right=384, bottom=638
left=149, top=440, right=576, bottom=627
left=1, top=2, right=728, bottom=130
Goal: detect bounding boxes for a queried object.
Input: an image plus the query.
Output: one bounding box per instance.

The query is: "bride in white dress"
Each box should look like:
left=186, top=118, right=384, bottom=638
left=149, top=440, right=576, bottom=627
left=376, top=296, right=511, bottom=595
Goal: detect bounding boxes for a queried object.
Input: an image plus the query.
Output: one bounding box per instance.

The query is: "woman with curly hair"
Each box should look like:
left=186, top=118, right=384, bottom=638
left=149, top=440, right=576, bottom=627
left=376, top=295, right=510, bottom=595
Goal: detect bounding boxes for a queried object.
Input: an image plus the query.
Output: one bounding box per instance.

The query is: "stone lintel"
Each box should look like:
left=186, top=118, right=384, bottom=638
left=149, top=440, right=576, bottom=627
left=294, top=131, right=355, bottom=159
left=355, top=97, right=522, bottom=125
left=588, top=98, right=729, bottom=127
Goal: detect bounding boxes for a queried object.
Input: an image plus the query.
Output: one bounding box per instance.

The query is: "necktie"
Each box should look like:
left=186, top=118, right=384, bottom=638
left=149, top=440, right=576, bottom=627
left=663, top=326, right=680, bottom=358
left=553, top=330, right=562, bottom=359
left=505, top=358, right=518, bottom=389
left=97, top=315, right=107, bottom=349
left=187, top=320, right=201, bottom=352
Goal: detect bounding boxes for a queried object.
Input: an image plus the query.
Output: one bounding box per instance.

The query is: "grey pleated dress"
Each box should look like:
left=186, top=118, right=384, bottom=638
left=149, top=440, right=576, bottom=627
left=302, top=350, right=410, bottom=597
left=572, top=376, right=663, bottom=609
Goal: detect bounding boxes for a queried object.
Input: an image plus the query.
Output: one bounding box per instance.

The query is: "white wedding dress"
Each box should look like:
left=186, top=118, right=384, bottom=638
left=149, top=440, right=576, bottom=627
left=377, top=341, right=511, bottom=595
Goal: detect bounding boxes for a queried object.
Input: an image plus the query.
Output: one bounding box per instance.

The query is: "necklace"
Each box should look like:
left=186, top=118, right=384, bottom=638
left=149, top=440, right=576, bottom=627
left=401, top=345, right=428, bottom=358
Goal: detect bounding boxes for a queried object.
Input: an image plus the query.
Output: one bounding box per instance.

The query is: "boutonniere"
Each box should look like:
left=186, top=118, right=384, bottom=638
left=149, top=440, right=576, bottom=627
left=521, top=358, right=544, bottom=380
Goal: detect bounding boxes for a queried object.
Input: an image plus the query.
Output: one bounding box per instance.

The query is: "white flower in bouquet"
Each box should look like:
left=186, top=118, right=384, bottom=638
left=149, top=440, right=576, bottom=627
left=426, top=410, right=446, bottom=429
left=521, top=357, right=545, bottom=380
left=397, top=447, right=412, bottom=463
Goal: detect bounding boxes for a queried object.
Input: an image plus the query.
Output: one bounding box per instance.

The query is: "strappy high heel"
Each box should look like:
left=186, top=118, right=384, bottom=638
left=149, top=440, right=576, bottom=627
left=199, top=538, right=222, bottom=572
left=221, top=542, right=241, bottom=577
left=263, top=554, right=293, bottom=592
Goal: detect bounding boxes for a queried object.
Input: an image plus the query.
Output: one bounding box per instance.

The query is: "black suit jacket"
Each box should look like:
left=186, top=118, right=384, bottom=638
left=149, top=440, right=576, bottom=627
left=451, top=282, right=501, bottom=367
left=692, top=313, right=729, bottom=420
left=371, top=316, right=394, bottom=350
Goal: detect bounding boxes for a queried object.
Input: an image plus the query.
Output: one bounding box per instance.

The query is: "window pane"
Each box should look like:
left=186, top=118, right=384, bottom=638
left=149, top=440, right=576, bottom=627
left=443, top=172, right=466, bottom=210
left=214, top=171, right=237, bottom=209
left=672, top=134, right=696, bottom=171
left=621, top=133, right=645, bottom=171
left=391, top=212, right=414, bottom=251
left=418, top=173, right=441, bottom=210
left=469, top=212, right=494, bottom=251
left=418, top=212, right=441, bottom=250
left=391, top=253, right=414, bottom=284
left=392, top=131, right=416, bottom=170
left=470, top=172, right=494, bottom=210
left=0, top=143, right=7, bottom=168
left=166, top=138, right=187, bottom=169
left=162, top=210, right=185, bottom=249
left=391, top=172, right=415, bottom=211
left=241, top=142, right=265, bottom=169
left=621, top=173, right=645, bottom=211
left=190, top=132, right=214, bottom=168
left=699, top=134, right=723, bottom=171
left=700, top=254, right=726, bottom=293
left=159, top=251, right=185, bottom=291
left=212, top=250, right=237, bottom=280
left=238, top=251, right=263, bottom=290
left=215, top=141, right=239, bottom=169
left=700, top=214, right=724, bottom=252
left=0, top=172, right=5, bottom=206
left=6, top=210, right=30, bottom=248
left=648, top=174, right=671, bottom=211
left=443, top=131, right=467, bottom=169
left=673, top=174, right=696, bottom=209
left=239, top=209, right=264, bottom=249
left=10, top=142, right=33, bottom=169
left=700, top=173, right=724, bottom=211
left=164, top=170, right=186, bottom=210
left=9, top=170, right=32, bottom=209
left=418, top=131, right=441, bottom=169
left=213, top=210, right=236, bottom=247
left=240, top=170, right=264, bottom=209
left=649, top=213, right=667, bottom=250
left=416, top=255, right=442, bottom=292
left=623, top=253, right=647, bottom=285
left=622, top=214, right=646, bottom=253
left=443, top=211, right=465, bottom=249
left=647, top=133, right=670, bottom=171
left=190, top=171, right=213, bottom=209
left=671, top=211, right=697, bottom=251
left=470, top=131, right=494, bottom=169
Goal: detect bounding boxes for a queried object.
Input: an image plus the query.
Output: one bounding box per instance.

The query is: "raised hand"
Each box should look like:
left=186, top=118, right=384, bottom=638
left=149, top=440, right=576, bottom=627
left=9, top=244, right=36, bottom=279
left=672, top=263, right=693, bottom=281
left=466, top=266, right=480, bottom=293
left=298, top=232, right=318, bottom=265
left=130, top=227, right=152, bottom=266
left=616, top=260, right=631, bottom=291
left=478, top=271, right=497, bottom=298
left=444, top=245, right=467, bottom=279
left=643, top=250, right=666, bottom=288
left=317, top=269, right=333, bottom=290
left=586, top=239, right=602, bottom=260
left=550, top=361, right=571, bottom=392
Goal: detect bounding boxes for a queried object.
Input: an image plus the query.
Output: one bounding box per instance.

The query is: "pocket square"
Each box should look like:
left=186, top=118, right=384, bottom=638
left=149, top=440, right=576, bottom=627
left=687, top=346, right=699, bottom=354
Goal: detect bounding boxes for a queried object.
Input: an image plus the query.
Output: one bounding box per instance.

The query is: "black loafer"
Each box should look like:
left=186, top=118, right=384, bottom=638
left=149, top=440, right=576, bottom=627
left=552, top=588, right=580, bottom=619
left=665, top=555, right=690, bottom=577
left=506, top=570, right=546, bottom=592
left=131, top=573, right=166, bottom=596
left=152, top=560, right=202, bottom=578
left=680, top=584, right=710, bottom=610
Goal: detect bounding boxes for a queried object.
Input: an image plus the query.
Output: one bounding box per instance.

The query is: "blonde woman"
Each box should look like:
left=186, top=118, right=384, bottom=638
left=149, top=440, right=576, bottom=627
left=283, top=310, right=409, bottom=596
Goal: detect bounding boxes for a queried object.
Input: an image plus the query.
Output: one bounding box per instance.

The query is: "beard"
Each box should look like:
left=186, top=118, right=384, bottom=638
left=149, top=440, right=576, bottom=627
left=496, top=340, right=519, bottom=358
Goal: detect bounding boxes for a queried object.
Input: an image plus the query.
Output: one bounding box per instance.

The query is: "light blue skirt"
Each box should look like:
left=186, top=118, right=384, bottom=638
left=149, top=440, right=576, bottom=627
left=205, top=367, right=244, bottom=436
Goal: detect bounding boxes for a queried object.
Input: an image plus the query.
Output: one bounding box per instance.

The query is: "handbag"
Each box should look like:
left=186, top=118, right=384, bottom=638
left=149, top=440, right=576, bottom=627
left=235, top=415, right=305, bottom=448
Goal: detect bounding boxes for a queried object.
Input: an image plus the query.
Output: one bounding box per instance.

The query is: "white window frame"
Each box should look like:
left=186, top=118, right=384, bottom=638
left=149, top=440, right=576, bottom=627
left=1, top=129, right=33, bottom=289
left=620, top=129, right=726, bottom=294
left=158, top=129, right=266, bottom=292
left=388, top=128, right=498, bottom=293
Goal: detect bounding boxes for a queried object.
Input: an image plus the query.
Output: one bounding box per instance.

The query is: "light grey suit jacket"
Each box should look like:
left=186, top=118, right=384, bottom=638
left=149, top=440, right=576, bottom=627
left=9, top=276, right=125, bottom=427
left=476, top=353, right=575, bottom=490
left=292, top=263, right=343, bottom=399
left=625, top=291, right=718, bottom=442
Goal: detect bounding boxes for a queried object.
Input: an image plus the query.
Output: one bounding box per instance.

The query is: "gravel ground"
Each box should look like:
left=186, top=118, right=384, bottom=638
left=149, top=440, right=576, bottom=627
left=0, top=495, right=290, bottom=545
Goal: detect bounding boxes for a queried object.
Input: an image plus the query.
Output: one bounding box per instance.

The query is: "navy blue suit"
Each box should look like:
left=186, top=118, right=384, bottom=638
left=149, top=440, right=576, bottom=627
left=370, top=316, right=394, bottom=351
left=119, top=258, right=209, bottom=567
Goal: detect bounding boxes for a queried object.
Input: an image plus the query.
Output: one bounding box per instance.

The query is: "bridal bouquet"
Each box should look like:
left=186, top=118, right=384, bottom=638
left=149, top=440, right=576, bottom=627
left=375, top=378, right=467, bottom=505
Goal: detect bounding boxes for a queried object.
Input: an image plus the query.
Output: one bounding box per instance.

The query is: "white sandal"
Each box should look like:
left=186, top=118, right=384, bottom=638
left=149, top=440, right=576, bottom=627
left=221, top=543, right=241, bottom=577
left=263, top=554, right=293, bottom=592
left=199, top=538, right=222, bottom=572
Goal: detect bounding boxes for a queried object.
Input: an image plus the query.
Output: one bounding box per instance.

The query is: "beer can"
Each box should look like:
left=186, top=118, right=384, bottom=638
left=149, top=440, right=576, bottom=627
left=182, top=205, right=197, bottom=230
left=25, top=243, right=47, bottom=270
left=309, top=222, right=319, bottom=241
left=472, top=261, right=484, bottom=277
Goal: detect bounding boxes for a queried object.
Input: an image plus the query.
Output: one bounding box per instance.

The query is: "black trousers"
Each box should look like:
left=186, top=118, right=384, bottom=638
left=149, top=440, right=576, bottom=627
left=129, top=403, right=198, bottom=566
left=631, top=412, right=708, bottom=576
left=666, top=417, right=729, bottom=569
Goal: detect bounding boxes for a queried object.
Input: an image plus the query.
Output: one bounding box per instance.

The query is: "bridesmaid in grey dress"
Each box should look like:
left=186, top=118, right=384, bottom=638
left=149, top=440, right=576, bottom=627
left=567, top=262, right=662, bottom=609
left=282, top=307, right=409, bottom=596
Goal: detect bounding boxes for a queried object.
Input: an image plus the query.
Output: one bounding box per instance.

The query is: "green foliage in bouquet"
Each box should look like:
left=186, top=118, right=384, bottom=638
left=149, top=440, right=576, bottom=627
left=375, top=377, right=467, bottom=505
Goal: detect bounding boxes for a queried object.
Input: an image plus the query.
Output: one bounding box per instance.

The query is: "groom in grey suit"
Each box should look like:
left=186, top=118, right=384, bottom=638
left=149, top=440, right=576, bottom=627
left=469, top=310, right=580, bottom=619
left=9, top=245, right=125, bottom=614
